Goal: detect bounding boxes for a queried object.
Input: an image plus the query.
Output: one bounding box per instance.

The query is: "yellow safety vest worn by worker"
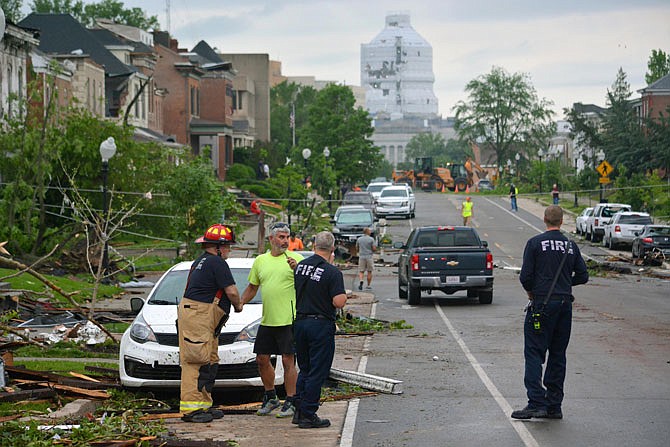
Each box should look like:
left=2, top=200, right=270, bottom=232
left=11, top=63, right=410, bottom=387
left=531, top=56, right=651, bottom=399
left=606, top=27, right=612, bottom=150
left=462, top=201, right=473, bottom=217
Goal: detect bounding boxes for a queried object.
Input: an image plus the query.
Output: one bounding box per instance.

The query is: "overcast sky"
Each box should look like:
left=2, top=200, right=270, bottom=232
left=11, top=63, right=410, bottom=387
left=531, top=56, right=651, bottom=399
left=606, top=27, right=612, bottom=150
left=100, top=1, right=670, bottom=117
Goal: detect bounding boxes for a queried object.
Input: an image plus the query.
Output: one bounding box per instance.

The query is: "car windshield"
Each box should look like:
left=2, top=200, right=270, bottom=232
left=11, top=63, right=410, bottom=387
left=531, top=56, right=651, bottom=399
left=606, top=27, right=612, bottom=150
left=344, top=194, right=373, bottom=204
left=367, top=184, right=390, bottom=193
left=648, top=227, right=670, bottom=236
left=380, top=189, right=407, bottom=198
left=337, top=211, right=373, bottom=225
left=619, top=215, right=652, bottom=225
left=603, top=207, right=629, bottom=217
left=149, top=267, right=260, bottom=305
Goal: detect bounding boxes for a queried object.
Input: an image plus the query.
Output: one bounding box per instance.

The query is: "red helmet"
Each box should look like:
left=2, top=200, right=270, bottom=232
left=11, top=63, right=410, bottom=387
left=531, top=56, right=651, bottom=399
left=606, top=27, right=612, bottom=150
left=194, top=224, right=236, bottom=244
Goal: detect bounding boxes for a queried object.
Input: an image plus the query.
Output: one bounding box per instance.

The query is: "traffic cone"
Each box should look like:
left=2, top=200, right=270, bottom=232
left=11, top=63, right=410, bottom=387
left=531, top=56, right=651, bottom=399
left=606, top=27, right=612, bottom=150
left=455, top=184, right=459, bottom=193
left=465, top=185, right=470, bottom=193
left=441, top=183, right=445, bottom=193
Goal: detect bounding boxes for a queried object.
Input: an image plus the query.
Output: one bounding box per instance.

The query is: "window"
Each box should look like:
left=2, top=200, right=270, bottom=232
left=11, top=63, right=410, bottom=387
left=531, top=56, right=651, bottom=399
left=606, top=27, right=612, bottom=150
left=383, top=89, right=389, bottom=96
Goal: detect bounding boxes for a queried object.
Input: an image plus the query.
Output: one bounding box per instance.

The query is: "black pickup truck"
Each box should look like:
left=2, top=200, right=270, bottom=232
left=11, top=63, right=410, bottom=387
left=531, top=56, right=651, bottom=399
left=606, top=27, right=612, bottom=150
left=395, top=226, right=494, bottom=305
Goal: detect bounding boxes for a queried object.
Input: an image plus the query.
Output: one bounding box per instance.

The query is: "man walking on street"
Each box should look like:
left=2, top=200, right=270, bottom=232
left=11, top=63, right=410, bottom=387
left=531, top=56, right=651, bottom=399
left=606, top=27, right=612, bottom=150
left=293, top=231, right=347, bottom=428
left=241, top=223, right=303, bottom=418
left=356, top=228, right=377, bottom=290
left=178, top=224, right=243, bottom=423
left=512, top=205, right=589, bottom=420
left=509, top=183, right=518, bottom=212
left=461, top=196, right=474, bottom=226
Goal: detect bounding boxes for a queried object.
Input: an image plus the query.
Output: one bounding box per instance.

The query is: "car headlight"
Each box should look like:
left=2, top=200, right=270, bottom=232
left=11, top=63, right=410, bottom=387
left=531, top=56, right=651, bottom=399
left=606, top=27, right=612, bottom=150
left=332, top=227, right=340, bottom=233
left=129, top=314, right=158, bottom=344
left=234, top=318, right=261, bottom=343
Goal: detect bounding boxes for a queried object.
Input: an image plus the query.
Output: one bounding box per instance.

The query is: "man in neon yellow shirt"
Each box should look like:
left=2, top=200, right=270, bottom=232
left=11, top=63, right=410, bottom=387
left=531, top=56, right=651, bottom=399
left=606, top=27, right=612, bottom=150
left=461, top=196, right=474, bottom=226
left=241, top=222, right=303, bottom=418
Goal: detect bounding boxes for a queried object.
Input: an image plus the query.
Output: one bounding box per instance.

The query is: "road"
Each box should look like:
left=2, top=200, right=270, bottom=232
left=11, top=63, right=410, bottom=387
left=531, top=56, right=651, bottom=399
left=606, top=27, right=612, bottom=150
left=348, top=191, right=670, bottom=447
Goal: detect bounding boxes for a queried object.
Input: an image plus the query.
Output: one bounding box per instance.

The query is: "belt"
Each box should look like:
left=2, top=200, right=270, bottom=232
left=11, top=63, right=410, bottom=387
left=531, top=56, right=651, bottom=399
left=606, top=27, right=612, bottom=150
left=296, top=313, right=332, bottom=321
left=536, top=295, right=573, bottom=302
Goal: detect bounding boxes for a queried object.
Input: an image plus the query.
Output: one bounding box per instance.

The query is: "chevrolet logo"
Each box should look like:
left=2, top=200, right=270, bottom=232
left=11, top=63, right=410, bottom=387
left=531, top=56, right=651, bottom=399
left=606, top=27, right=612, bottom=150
left=446, top=260, right=459, bottom=266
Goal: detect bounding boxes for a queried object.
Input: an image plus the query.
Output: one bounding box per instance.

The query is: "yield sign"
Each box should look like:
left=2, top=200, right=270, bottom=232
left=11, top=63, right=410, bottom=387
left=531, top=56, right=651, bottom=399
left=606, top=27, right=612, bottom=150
left=596, top=160, right=613, bottom=177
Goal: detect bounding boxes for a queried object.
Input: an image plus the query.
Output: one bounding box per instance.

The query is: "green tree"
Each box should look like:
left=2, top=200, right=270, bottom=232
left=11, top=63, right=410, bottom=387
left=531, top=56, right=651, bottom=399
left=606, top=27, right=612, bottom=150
left=297, top=84, right=380, bottom=194
left=563, top=103, right=604, bottom=169
left=1, top=0, right=23, bottom=22
left=453, top=66, right=555, bottom=165
left=600, top=68, right=647, bottom=173
left=405, top=132, right=446, bottom=161
left=31, top=0, right=159, bottom=29
left=645, top=49, right=670, bottom=85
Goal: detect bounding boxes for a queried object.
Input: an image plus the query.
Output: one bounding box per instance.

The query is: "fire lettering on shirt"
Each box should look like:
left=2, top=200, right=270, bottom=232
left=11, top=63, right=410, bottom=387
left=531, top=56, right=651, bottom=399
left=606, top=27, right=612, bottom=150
left=540, top=240, right=573, bottom=254
left=295, top=264, right=325, bottom=282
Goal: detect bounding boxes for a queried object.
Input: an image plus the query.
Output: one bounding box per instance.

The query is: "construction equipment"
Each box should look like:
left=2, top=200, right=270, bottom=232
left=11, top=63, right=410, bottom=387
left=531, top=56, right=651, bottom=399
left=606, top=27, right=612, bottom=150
left=393, top=157, right=489, bottom=192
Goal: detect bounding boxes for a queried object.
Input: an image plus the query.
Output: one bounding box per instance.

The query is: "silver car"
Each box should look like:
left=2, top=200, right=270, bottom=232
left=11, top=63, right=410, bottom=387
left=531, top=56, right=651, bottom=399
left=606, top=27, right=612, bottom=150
left=603, top=212, right=653, bottom=249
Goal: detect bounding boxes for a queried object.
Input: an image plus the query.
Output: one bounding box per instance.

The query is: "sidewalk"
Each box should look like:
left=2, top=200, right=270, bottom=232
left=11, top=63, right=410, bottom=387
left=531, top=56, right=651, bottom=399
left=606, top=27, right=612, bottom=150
left=161, top=286, right=374, bottom=446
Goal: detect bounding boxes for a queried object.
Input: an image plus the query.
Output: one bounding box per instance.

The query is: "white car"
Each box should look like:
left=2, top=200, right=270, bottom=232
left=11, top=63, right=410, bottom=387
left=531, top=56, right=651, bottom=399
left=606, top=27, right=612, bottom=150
left=575, top=207, right=594, bottom=236
left=119, top=258, right=284, bottom=389
left=375, top=184, right=416, bottom=219
left=366, top=181, right=393, bottom=200
left=603, top=211, right=653, bottom=249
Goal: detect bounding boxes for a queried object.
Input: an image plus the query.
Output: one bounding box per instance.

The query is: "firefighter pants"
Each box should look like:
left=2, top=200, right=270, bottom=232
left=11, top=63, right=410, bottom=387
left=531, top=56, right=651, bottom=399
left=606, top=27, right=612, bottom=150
left=178, top=297, right=226, bottom=414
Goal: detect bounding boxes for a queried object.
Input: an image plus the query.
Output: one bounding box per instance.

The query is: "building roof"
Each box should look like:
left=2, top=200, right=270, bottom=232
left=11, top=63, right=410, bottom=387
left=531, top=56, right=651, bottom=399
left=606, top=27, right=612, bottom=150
left=638, top=72, right=670, bottom=94
left=192, top=40, right=223, bottom=64
left=18, top=13, right=135, bottom=77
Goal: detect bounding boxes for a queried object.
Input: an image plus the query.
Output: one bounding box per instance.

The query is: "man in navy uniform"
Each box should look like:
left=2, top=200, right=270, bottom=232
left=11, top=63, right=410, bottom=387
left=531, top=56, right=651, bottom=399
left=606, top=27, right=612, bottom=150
left=512, top=205, right=588, bottom=420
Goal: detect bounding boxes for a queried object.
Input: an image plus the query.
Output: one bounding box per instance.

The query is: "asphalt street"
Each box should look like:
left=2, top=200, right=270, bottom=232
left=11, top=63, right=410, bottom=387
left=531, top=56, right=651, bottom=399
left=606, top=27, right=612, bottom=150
left=348, top=191, right=670, bottom=447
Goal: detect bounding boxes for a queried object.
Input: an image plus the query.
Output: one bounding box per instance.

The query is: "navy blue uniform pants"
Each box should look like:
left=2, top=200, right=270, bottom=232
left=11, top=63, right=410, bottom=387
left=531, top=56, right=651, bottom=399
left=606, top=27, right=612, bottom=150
left=523, top=298, right=572, bottom=411
left=294, top=318, right=335, bottom=418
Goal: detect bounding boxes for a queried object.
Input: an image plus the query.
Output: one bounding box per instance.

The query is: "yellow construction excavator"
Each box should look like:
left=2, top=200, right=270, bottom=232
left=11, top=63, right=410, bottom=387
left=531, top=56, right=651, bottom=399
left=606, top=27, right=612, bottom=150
left=393, top=157, right=489, bottom=191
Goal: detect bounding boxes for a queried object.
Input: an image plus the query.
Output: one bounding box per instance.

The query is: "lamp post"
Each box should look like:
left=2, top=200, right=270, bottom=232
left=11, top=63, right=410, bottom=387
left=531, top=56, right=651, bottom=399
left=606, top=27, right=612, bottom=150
left=537, top=148, right=545, bottom=193
left=597, top=149, right=605, bottom=202
left=323, top=147, right=332, bottom=212
left=506, top=159, right=512, bottom=180
left=302, top=148, right=311, bottom=208
left=515, top=153, right=520, bottom=180
left=99, top=137, right=117, bottom=276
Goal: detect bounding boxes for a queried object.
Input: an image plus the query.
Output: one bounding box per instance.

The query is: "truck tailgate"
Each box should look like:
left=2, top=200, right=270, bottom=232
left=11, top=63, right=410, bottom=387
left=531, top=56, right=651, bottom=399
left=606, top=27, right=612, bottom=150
left=415, top=248, right=489, bottom=276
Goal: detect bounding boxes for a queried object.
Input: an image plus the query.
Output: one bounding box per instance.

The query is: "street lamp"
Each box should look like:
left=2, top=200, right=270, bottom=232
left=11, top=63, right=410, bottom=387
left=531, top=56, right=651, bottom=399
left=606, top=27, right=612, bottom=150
left=537, top=148, right=545, bottom=193
left=515, top=153, right=520, bottom=180
left=99, top=137, right=117, bottom=276
left=323, top=147, right=332, bottom=212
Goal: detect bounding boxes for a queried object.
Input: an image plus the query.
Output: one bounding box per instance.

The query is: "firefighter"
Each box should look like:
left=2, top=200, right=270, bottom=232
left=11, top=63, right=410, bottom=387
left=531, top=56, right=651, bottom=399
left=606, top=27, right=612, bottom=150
left=178, top=224, right=243, bottom=423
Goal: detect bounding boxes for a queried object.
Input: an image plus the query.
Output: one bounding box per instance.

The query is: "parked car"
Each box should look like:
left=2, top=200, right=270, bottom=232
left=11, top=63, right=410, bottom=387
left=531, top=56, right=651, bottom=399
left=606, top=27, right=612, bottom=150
left=375, top=184, right=416, bottom=219
left=603, top=212, right=653, bottom=249
left=331, top=205, right=377, bottom=259
left=342, top=191, right=377, bottom=214
left=575, top=207, right=594, bottom=236
left=395, top=225, right=494, bottom=305
left=119, top=258, right=284, bottom=389
left=366, top=181, right=393, bottom=200
left=631, top=225, right=670, bottom=259
left=477, top=179, right=494, bottom=191
left=585, top=202, right=631, bottom=242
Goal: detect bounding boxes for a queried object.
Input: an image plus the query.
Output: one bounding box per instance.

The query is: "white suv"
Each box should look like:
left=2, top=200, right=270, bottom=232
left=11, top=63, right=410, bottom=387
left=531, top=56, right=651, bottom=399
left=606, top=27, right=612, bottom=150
left=376, top=184, right=416, bottom=219
left=603, top=211, right=652, bottom=249
left=366, top=181, right=393, bottom=200
left=586, top=203, right=631, bottom=243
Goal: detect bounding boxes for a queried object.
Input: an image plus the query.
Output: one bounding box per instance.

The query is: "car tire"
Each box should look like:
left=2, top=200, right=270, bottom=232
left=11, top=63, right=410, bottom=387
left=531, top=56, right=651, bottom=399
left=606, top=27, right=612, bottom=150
left=408, top=281, right=421, bottom=305
left=398, top=281, right=408, bottom=300
left=608, top=236, right=615, bottom=250
left=585, top=228, right=592, bottom=241
left=478, top=291, right=493, bottom=304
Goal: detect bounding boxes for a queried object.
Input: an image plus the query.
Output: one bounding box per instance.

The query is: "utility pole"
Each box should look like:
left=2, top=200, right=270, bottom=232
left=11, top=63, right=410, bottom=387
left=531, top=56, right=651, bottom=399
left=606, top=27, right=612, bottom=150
left=165, top=0, right=171, bottom=34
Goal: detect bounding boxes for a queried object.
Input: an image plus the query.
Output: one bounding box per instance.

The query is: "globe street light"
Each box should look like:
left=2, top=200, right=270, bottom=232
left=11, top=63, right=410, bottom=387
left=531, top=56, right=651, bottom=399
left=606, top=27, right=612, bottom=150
left=537, top=148, right=546, bottom=193
left=99, top=137, right=117, bottom=276
left=515, top=153, right=521, bottom=180
left=323, top=147, right=332, bottom=212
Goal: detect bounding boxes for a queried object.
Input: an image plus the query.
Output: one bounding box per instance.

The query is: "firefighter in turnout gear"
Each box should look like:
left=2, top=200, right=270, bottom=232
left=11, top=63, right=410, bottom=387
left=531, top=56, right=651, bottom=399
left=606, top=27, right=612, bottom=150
left=178, top=224, right=244, bottom=423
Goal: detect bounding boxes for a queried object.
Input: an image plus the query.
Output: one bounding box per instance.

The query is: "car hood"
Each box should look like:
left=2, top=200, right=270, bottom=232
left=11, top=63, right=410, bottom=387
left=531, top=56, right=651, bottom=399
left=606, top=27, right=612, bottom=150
left=141, top=302, right=263, bottom=334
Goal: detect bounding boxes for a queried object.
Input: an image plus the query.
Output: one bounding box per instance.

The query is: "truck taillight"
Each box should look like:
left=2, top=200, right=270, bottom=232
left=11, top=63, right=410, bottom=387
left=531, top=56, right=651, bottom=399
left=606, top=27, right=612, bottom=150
left=595, top=218, right=599, bottom=226
left=486, top=252, right=493, bottom=270
left=411, top=254, right=419, bottom=271
left=614, top=225, right=621, bottom=233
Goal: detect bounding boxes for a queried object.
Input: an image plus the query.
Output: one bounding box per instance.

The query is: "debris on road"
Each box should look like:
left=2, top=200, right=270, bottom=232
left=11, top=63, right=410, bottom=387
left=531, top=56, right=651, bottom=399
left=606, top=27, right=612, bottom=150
left=329, top=367, right=403, bottom=394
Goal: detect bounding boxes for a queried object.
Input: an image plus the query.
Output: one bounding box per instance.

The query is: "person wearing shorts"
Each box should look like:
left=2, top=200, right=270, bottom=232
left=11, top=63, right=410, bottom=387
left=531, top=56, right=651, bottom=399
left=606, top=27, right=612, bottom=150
left=241, top=222, right=303, bottom=417
left=356, top=228, right=377, bottom=290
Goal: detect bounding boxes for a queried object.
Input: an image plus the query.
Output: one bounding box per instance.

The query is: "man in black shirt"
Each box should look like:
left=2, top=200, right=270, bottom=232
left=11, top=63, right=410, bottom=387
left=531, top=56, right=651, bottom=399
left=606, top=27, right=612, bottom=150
left=178, top=224, right=243, bottom=423
left=512, top=206, right=589, bottom=420
left=292, top=231, right=347, bottom=428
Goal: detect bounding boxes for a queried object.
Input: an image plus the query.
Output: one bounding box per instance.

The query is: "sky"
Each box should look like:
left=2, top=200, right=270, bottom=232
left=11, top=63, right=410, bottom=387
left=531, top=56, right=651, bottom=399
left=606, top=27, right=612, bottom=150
left=36, top=0, right=670, bottom=118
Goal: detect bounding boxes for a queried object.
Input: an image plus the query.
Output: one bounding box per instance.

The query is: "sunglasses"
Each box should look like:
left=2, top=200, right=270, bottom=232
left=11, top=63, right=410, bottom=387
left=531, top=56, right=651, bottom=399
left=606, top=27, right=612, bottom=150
left=270, top=222, right=290, bottom=231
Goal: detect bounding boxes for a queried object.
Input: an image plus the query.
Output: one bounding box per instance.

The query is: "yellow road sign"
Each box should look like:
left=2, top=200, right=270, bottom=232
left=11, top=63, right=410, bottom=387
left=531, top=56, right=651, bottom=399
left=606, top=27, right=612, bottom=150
left=599, top=177, right=611, bottom=184
left=596, top=160, right=613, bottom=177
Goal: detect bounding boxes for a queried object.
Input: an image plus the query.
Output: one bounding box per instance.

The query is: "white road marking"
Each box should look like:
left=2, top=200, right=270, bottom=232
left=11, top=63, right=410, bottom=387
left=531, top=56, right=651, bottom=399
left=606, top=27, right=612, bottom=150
left=484, top=197, right=545, bottom=233
left=434, top=303, right=541, bottom=447
left=340, top=302, right=377, bottom=446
